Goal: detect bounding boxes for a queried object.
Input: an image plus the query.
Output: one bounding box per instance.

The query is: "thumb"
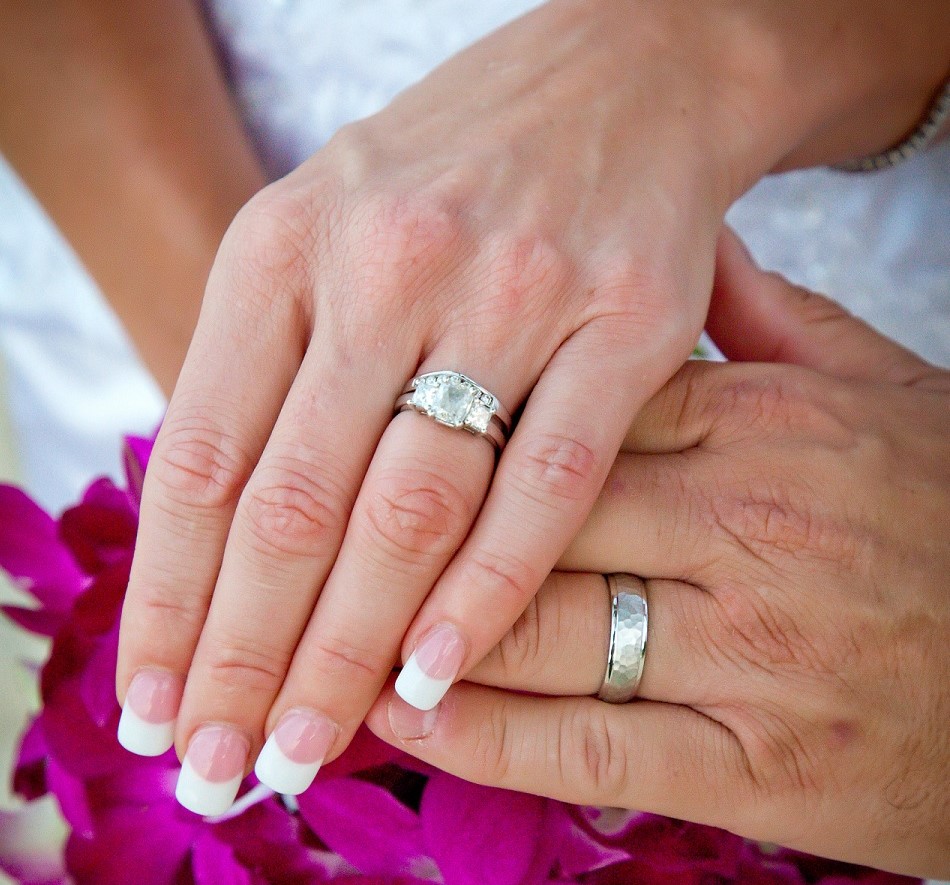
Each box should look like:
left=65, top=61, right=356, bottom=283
left=707, top=227, right=943, bottom=387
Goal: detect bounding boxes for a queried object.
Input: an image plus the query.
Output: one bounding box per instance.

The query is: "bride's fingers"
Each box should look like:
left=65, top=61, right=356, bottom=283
left=467, top=573, right=721, bottom=705
left=365, top=679, right=749, bottom=828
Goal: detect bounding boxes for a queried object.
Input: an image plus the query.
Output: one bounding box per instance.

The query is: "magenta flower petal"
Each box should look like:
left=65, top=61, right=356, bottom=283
left=319, top=725, right=407, bottom=779
left=0, top=485, right=83, bottom=624
left=420, top=772, right=551, bottom=885
left=79, top=620, right=121, bottom=727
left=298, top=778, right=431, bottom=879
left=212, top=797, right=345, bottom=882
left=546, top=806, right=630, bottom=876
left=58, top=478, right=136, bottom=575
left=64, top=809, right=195, bottom=885
left=192, top=830, right=258, bottom=885
left=45, top=758, right=93, bottom=838
left=0, top=604, right=69, bottom=637
left=13, top=717, right=49, bottom=799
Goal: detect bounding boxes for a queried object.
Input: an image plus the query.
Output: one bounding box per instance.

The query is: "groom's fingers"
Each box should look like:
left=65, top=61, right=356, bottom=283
left=622, top=228, right=948, bottom=458
left=366, top=679, right=749, bottom=828
left=467, top=573, right=723, bottom=705
left=707, top=227, right=945, bottom=388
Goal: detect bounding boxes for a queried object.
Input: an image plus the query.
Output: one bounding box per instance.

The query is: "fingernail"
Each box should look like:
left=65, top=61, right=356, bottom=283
left=254, top=709, right=338, bottom=796
left=388, top=695, right=440, bottom=741
left=175, top=725, right=248, bottom=816
left=117, top=669, right=182, bottom=757
left=394, top=623, right=465, bottom=711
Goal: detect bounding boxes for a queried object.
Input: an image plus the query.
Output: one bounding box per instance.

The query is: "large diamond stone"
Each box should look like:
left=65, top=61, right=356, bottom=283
left=412, top=374, right=476, bottom=427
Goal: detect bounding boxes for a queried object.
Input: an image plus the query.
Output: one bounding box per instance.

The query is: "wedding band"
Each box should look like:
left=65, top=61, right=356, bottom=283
left=598, top=573, right=648, bottom=704
left=395, top=371, right=512, bottom=451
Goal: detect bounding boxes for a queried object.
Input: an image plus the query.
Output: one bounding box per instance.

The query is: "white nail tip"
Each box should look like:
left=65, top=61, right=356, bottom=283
left=394, top=654, right=452, bottom=711
left=175, top=758, right=243, bottom=817
left=117, top=705, right=175, bottom=757
left=254, top=735, right=322, bottom=796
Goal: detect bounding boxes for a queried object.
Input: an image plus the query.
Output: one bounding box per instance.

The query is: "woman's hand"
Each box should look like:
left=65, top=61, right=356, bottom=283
left=366, top=231, right=950, bottom=879
left=113, top=0, right=950, bottom=812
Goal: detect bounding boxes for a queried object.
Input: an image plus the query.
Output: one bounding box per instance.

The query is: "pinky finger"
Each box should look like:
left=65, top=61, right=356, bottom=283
left=365, top=679, right=750, bottom=828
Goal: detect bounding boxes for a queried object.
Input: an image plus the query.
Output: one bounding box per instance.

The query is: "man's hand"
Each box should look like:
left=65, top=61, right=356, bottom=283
left=368, top=230, right=950, bottom=879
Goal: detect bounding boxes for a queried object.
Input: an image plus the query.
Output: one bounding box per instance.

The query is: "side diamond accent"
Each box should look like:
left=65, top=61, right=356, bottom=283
left=466, top=401, right=493, bottom=433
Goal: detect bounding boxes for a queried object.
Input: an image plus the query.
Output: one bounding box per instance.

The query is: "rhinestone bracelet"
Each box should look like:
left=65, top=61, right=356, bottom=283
left=835, top=78, right=950, bottom=172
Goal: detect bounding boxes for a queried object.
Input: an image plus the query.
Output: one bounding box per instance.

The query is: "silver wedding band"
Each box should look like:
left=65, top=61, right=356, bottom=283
left=395, top=371, right=512, bottom=451
left=598, top=573, right=648, bottom=704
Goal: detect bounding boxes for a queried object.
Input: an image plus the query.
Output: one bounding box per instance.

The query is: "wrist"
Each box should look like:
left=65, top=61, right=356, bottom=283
left=665, top=1, right=950, bottom=197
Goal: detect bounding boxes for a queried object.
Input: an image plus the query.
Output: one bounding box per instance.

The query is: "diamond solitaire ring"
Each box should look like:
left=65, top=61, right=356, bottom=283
left=395, top=371, right=512, bottom=451
left=598, top=574, right=648, bottom=704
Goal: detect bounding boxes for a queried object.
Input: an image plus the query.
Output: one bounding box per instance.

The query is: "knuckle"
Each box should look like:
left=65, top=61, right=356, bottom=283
left=135, top=586, right=206, bottom=636
left=361, top=469, right=471, bottom=565
left=203, top=636, right=289, bottom=695
left=709, top=474, right=858, bottom=568
left=512, top=430, right=602, bottom=509
left=566, top=706, right=628, bottom=802
left=589, top=258, right=697, bottom=345
left=462, top=234, right=575, bottom=349
left=151, top=418, right=252, bottom=511
left=495, top=593, right=543, bottom=680
left=310, top=633, right=390, bottom=683
left=715, top=371, right=803, bottom=433
left=240, top=456, right=346, bottom=559
left=464, top=547, right=538, bottom=611
left=472, top=697, right=515, bottom=782
left=348, top=191, right=465, bottom=305
left=711, top=368, right=849, bottom=443
left=788, top=282, right=852, bottom=331
left=724, top=702, right=826, bottom=809
left=711, top=584, right=802, bottom=672
left=227, top=186, right=318, bottom=297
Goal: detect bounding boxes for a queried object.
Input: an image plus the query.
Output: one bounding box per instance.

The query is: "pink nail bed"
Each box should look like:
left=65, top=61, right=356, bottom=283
left=184, top=725, right=249, bottom=783
left=125, top=669, right=182, bottom=723
left=117, top=670, right=182, bottom=757
left=413, top=623, right=465, bottom=680
left=273, top=710, right=337, bottom=765
left=395, top=622, right=466, bottom=710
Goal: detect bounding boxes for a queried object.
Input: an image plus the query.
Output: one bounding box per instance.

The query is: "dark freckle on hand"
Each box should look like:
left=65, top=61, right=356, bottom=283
left=609, top=477, right=626, bottom=496
left=829, top=720, right=859, bottom=749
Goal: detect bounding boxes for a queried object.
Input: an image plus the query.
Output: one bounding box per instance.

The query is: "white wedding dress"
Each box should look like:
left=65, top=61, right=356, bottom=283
left=0, top=3, right=947, bottom=881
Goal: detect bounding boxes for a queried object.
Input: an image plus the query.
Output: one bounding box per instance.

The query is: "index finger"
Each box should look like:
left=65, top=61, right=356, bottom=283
left=115, top=196, right=310, bottom=752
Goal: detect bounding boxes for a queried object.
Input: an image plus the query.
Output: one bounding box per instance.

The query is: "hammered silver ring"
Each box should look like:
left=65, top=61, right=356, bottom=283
left=598, top=573, right=648, bottom=704
left=395, top=371, right=512, bottom=451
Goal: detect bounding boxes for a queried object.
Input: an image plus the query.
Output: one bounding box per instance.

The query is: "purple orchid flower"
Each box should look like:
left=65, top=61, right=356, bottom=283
left=0, top=436, right=923, bottom=884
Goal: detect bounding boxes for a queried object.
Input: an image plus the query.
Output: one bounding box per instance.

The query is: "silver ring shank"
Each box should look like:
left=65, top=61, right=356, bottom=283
left=598, top=573, right=648, bottom=704
left=395, top=394, right=508, bottom=450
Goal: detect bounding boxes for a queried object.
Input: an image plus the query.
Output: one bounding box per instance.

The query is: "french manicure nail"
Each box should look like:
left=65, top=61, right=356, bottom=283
left=117, top=669, right=182, bottom=757
left=388, top=695, right=440, bottom=741
left=394, top=622, right=465, bottom=711
left=175, top=725, right=248, bottom=817
left=254, top=709, right=338, bottom=796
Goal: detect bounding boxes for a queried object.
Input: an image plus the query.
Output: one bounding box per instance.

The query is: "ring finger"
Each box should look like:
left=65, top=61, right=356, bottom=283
left=467, top=572, right=722, bottom=705
left=255, top=363, right=521, bottom=796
